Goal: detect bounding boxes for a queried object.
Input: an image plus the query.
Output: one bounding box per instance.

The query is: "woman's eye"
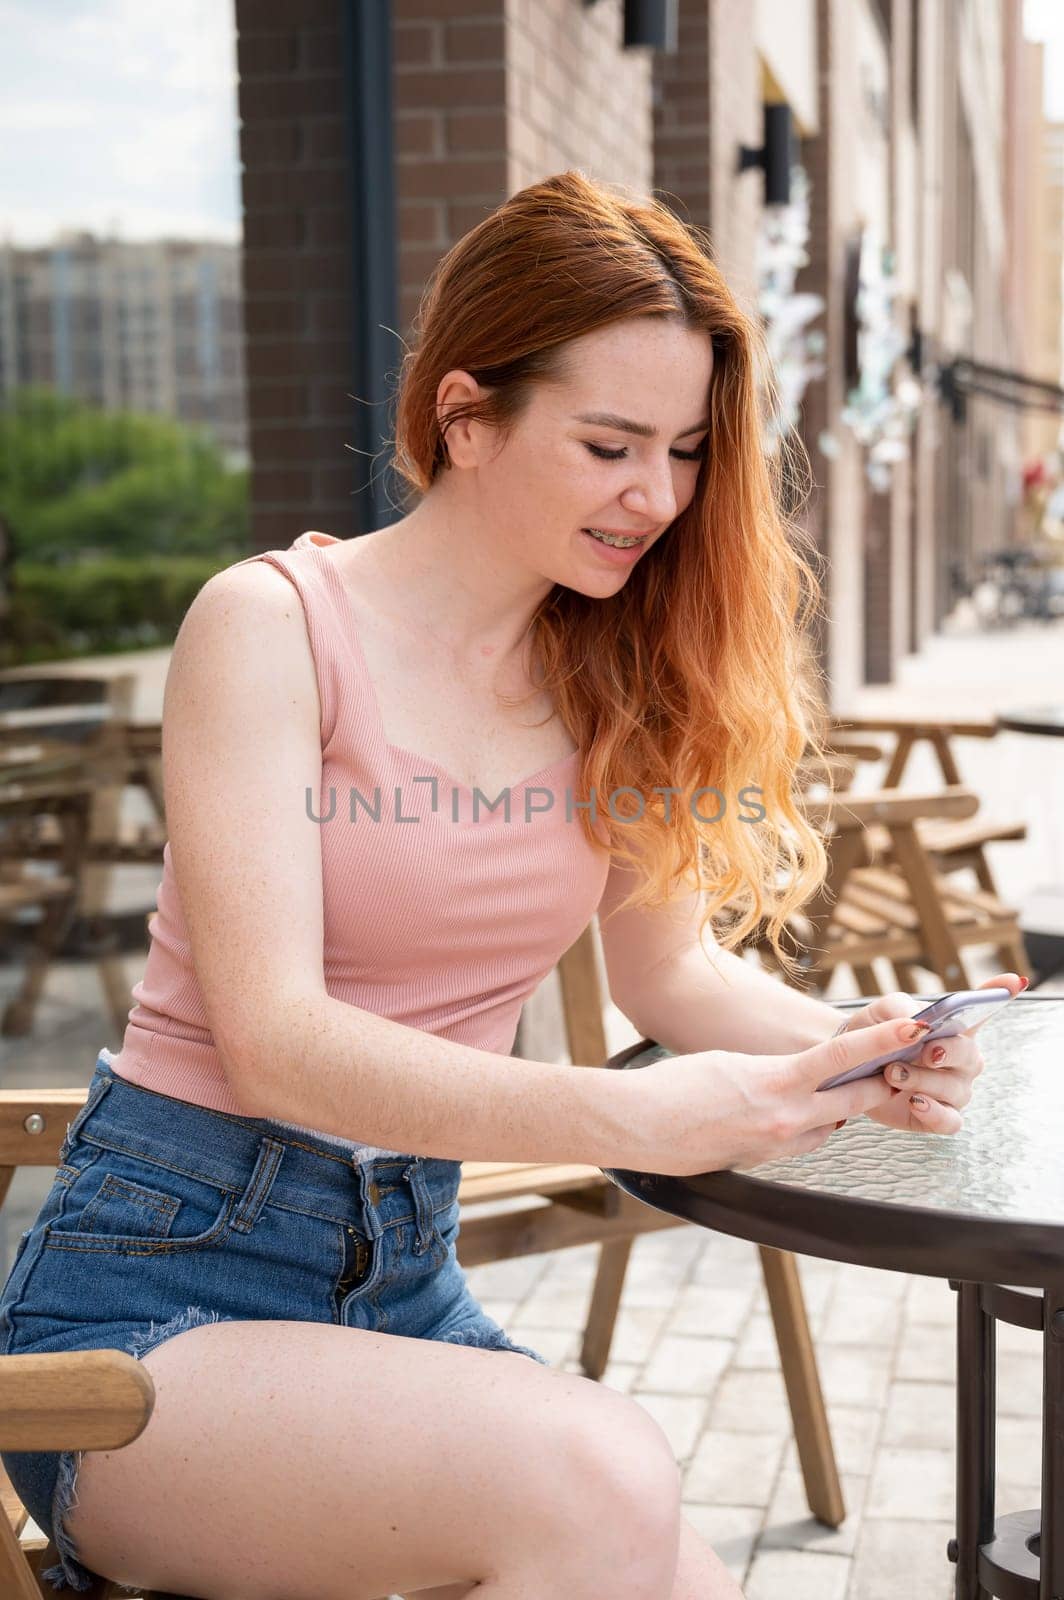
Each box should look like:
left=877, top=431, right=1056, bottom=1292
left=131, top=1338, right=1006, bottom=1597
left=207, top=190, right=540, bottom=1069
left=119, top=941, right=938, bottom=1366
left=583, top=442, right=707, bottom=463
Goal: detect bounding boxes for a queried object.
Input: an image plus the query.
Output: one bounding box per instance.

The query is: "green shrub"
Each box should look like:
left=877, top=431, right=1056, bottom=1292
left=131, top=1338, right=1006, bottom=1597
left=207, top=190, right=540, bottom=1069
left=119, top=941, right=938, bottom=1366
left=1, top=555, right=231, bottom=666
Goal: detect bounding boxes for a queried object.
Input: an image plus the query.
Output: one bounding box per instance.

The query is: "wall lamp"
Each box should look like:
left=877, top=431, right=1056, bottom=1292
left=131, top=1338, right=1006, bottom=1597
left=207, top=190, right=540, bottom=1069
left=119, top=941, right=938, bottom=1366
left=738, top=104, right=795, bottom=205
left=583, top=0, right=678, bottom=52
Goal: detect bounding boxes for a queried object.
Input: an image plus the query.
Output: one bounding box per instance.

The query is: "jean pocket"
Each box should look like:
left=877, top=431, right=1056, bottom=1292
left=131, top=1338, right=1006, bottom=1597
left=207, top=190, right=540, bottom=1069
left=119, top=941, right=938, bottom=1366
left=45, top=1149, right=238, bottom=1256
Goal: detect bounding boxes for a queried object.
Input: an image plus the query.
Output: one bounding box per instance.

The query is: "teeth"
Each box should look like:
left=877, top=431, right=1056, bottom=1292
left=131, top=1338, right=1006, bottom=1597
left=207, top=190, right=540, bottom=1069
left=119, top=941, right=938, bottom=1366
left=585, top=528, right=644, bottom=548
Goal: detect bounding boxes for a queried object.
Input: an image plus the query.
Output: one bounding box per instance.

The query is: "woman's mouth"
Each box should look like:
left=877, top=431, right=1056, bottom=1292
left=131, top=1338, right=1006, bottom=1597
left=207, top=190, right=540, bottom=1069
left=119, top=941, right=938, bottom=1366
left=580, top=527, right=650, bottom=564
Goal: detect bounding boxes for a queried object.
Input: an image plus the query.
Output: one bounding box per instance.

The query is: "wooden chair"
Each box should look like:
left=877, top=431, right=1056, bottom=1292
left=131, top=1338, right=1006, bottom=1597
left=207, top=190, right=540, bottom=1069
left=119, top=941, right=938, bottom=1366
left=0, top=674, right=165, bottom=1037
left=0, top=770, right=97, bottom=1038
left=752, top=783, right=1030, bottom=994
left=0, top=1349, right=154, bottom=1600
left=828, top=715, right=1028, bottom=896
left=0, top=921, right=848, bottom=1535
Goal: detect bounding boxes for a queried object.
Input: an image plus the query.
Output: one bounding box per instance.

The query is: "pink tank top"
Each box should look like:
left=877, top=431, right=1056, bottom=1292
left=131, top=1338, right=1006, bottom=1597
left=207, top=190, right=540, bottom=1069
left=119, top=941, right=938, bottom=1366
left=104, top=531, right=612, bottom=1159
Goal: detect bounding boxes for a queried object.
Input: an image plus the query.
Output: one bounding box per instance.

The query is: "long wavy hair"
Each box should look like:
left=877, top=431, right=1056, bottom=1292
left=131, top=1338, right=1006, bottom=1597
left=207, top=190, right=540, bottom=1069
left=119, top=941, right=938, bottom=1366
left=392, top=170, right=832, bottom=982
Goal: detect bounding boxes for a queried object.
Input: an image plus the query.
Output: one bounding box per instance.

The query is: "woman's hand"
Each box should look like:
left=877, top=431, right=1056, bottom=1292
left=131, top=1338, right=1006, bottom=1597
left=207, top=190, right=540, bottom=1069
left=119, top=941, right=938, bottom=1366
left=627, top=1015, right=931, bottom=1177
left=831, top=972, right=1028, bottom=1135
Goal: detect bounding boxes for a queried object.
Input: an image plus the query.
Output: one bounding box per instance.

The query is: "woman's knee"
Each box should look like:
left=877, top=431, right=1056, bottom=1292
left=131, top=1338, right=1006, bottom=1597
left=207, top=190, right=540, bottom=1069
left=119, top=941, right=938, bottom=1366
left=537, top=1384, right=683, bottom=1579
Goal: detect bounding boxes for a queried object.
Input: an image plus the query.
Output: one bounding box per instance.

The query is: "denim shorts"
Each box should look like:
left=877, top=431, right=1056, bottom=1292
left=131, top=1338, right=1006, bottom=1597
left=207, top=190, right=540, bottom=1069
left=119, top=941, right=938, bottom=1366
left=0, top=1055, right=548, bottom=1594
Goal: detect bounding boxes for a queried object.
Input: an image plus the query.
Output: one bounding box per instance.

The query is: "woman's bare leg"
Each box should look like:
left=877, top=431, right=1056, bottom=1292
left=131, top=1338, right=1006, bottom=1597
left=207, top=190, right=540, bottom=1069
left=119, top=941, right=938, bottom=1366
left=61, top=1317, right=715, bottom=1600
left=407, top=1513, right=745, bottom=1598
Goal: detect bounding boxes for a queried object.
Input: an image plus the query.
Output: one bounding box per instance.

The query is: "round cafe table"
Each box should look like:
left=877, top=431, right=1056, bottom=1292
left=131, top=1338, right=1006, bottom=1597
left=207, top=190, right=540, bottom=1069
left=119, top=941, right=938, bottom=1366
left=604, top=993, right=1064, bottom=1600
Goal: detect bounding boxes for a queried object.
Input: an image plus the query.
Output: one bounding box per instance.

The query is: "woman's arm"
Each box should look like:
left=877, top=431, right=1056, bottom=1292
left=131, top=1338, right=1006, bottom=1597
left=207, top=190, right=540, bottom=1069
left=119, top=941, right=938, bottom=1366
left=597, top=855, right=839, bottom=1055
left=163, top=564, right=642, bottom=1168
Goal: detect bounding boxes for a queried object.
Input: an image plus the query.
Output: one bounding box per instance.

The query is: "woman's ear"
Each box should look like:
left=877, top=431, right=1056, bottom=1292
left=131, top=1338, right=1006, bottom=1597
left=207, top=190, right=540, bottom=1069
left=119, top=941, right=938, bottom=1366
left=436, top=370, right=486, bottom=469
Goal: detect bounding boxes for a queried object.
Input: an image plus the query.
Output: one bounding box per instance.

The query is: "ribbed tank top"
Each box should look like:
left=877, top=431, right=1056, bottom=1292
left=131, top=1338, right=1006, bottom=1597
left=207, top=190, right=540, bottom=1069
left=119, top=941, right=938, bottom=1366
left=104, top=531, right=612, bottom=1161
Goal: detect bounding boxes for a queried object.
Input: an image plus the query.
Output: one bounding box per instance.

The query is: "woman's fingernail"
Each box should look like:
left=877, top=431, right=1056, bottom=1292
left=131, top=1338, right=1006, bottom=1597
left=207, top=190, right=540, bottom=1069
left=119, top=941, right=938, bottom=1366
left=901, top=1021, right=932, bottom=1042
left=910, top=1094, right=930, bottom=1110
left=930, top=1046, right=947, bottom=1064
left=835, top=1119, right=847, bottom=1130
left=889, top=1063, right=910, bottom=1083
left=1019, top=977, right=1030, bottom=992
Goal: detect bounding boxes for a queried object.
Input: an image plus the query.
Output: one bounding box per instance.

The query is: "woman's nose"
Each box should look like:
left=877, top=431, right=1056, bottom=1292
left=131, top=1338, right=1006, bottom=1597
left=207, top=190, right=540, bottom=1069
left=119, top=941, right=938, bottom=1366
left=620, top=465, right=677, bottom=526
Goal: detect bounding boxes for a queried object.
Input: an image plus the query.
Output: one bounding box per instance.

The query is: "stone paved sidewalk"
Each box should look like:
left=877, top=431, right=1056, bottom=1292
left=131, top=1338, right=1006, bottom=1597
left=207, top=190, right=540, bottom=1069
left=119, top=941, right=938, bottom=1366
left=3, top=610, right=1063, bottom=1595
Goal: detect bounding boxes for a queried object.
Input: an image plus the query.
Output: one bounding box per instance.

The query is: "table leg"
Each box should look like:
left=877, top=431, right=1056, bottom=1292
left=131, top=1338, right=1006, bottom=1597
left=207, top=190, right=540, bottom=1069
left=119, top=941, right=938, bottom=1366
left=1041, top=1286, right=1064, bottom=1600
left=955, top=1281, right=996, bottom=1599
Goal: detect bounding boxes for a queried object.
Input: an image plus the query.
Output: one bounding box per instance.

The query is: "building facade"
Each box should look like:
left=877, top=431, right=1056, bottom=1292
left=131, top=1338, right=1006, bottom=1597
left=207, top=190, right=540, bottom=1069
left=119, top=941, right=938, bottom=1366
left=0, top=235, right=247, bottom=461
left=235, top=0, right=1031, bottom=709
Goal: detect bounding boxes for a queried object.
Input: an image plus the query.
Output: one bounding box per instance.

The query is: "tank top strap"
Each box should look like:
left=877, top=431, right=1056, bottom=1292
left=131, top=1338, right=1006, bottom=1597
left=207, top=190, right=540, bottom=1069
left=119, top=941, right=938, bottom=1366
left=226, top=529, right=370, bottom=755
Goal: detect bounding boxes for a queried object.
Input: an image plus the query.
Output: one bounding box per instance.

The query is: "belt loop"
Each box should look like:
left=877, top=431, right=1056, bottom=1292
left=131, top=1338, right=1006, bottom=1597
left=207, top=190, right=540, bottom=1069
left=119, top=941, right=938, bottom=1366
left=231, top=1137, right=285, bottom=1234
left=353, top=1158, right=384, bottom=1242
left=402, top=1159, right=435, bottom=1255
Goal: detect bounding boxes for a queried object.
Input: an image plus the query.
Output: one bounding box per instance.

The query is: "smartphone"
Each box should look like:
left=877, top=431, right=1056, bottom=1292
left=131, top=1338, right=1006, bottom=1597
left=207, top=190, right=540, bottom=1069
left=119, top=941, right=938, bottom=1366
left=817, top=987, right=1015, bottom=1091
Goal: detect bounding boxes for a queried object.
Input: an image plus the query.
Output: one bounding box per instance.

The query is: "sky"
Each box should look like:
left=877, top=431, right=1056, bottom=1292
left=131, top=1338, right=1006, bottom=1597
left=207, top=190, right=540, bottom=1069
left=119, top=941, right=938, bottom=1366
left=1, top=1, right=1063, bottom=249
left=1026, top=0, right=1064, bottom=117
left=0, top=0, right=241, bottom=247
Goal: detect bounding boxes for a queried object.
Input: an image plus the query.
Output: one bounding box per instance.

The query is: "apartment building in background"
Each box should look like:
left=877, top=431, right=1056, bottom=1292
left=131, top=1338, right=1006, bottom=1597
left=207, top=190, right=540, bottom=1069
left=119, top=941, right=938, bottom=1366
left=0, top=235, right=248, bottom=462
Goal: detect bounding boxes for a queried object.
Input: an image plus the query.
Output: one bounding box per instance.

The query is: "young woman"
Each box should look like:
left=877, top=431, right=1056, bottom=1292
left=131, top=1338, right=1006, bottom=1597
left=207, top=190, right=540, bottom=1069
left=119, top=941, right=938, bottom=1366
left=0, top=171, right=1016, bottom=1600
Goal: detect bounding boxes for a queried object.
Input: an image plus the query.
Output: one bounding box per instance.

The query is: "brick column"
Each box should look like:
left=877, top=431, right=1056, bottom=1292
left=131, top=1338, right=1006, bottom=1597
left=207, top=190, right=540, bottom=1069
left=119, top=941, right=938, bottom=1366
left=235, top=0, right=364, bottom=550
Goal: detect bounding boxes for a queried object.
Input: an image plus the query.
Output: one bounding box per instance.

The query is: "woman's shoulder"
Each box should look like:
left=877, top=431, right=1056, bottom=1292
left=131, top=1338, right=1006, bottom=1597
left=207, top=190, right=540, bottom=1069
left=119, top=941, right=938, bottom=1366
left=173, top=557, right=323, bottom=713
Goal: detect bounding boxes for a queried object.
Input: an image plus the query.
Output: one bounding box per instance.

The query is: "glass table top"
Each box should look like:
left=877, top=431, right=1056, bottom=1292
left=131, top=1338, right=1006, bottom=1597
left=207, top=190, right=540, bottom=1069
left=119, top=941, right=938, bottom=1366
left=614, top=996, right=1064, bottom=1227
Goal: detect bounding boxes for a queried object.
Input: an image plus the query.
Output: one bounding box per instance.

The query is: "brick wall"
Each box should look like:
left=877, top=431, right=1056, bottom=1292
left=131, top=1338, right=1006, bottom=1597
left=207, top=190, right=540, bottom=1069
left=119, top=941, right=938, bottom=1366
left=505, top=0, right=652, bottom=197
left=235, top=0, right=363, bottom=551
left=392, top=2, right=509, bottom=334
left=653, top=0, right=759, bottom=308
left=392, top=0, right=652, bottom=340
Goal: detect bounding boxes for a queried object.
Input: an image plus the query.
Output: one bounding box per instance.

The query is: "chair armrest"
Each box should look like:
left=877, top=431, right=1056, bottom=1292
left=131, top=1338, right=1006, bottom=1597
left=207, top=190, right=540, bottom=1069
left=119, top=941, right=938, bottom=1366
left=0, top=1090, right=86, bottom=1167
left=0, top=1350, right=153, bottom=1451
left=802, top=785, right=980, bottom=831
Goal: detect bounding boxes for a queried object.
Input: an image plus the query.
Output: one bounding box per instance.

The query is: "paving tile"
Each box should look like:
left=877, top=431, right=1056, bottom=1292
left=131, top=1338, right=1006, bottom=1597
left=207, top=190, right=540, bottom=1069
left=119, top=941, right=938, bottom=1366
left=684, top=1429, right=786, bottom=1507
left=603, top=1304, right=671, bottom=1364
left=996, top=1350, right=1044, bottom=1417
left=849, top=1518, right=956, bottom=1600
left=597, top=1359, right=640, bottom=1394
left=710, top=1367, right=792, bottom=1435
left=463, top=1256, right=550, bottom=1300
left=821, top=1292, right=902, bottom=1348
left=680, top=1502, right=763, bottom=1579
left=996, top=1412, right=1041, bottom=1486
left=892, top=1319, right=956, bottom=1384
left=638, top=1332, right=733, bottom=1395
left=732, top=1311, right=786, bottom=1370
left=759, top=1467, right=868, bottom=1556
left=503, top=1323, right=576, bottom=1366
left=745, top=1547, right=851, bottom=1600
left=879, top=1380, right=955, bottom=1449
left=511, top=1286, right=590, bottom=1330
left=865, top=1447, right=955, bottom=1521
left=903, top=1275, right=957, bottom=1327
left=632, top=1391, right=710, bottom=1462
left=781, top=1405, right=883, bottom=1478
left=666, top=1282, right=757, bottom=1339
left=815, top=1344, right=893, bottom=1409
left=827, top=1262, right=908, bottom=1303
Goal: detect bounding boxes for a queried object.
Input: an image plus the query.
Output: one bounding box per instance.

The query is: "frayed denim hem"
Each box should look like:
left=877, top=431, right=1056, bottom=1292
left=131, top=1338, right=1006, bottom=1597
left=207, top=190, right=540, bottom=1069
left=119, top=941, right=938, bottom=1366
left=435, top=1320, right=551, bottom=1366
left=41, top=1306, right=236, bottom=1594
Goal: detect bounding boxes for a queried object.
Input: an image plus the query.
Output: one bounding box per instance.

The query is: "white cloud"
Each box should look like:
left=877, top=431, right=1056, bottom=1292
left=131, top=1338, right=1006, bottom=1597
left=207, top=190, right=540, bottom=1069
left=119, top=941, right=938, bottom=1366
left=0, top=0, right=241, bottom=246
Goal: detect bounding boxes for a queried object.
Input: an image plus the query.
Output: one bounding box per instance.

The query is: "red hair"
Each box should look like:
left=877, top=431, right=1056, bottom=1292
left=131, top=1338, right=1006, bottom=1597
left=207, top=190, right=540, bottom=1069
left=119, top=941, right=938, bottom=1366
left=393, top=171, right=830, bottom=979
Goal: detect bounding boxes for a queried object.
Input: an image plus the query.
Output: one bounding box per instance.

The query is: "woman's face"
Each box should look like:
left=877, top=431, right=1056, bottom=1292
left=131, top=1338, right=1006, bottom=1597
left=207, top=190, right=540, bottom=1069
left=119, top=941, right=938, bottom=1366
left=448, top=316, right=715, bottom=596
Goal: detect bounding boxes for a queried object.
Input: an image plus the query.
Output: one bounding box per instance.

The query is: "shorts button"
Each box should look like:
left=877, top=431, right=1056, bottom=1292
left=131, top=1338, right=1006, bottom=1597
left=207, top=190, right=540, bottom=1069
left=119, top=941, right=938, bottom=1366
left=368, top=1181, right=382, bottom=1206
